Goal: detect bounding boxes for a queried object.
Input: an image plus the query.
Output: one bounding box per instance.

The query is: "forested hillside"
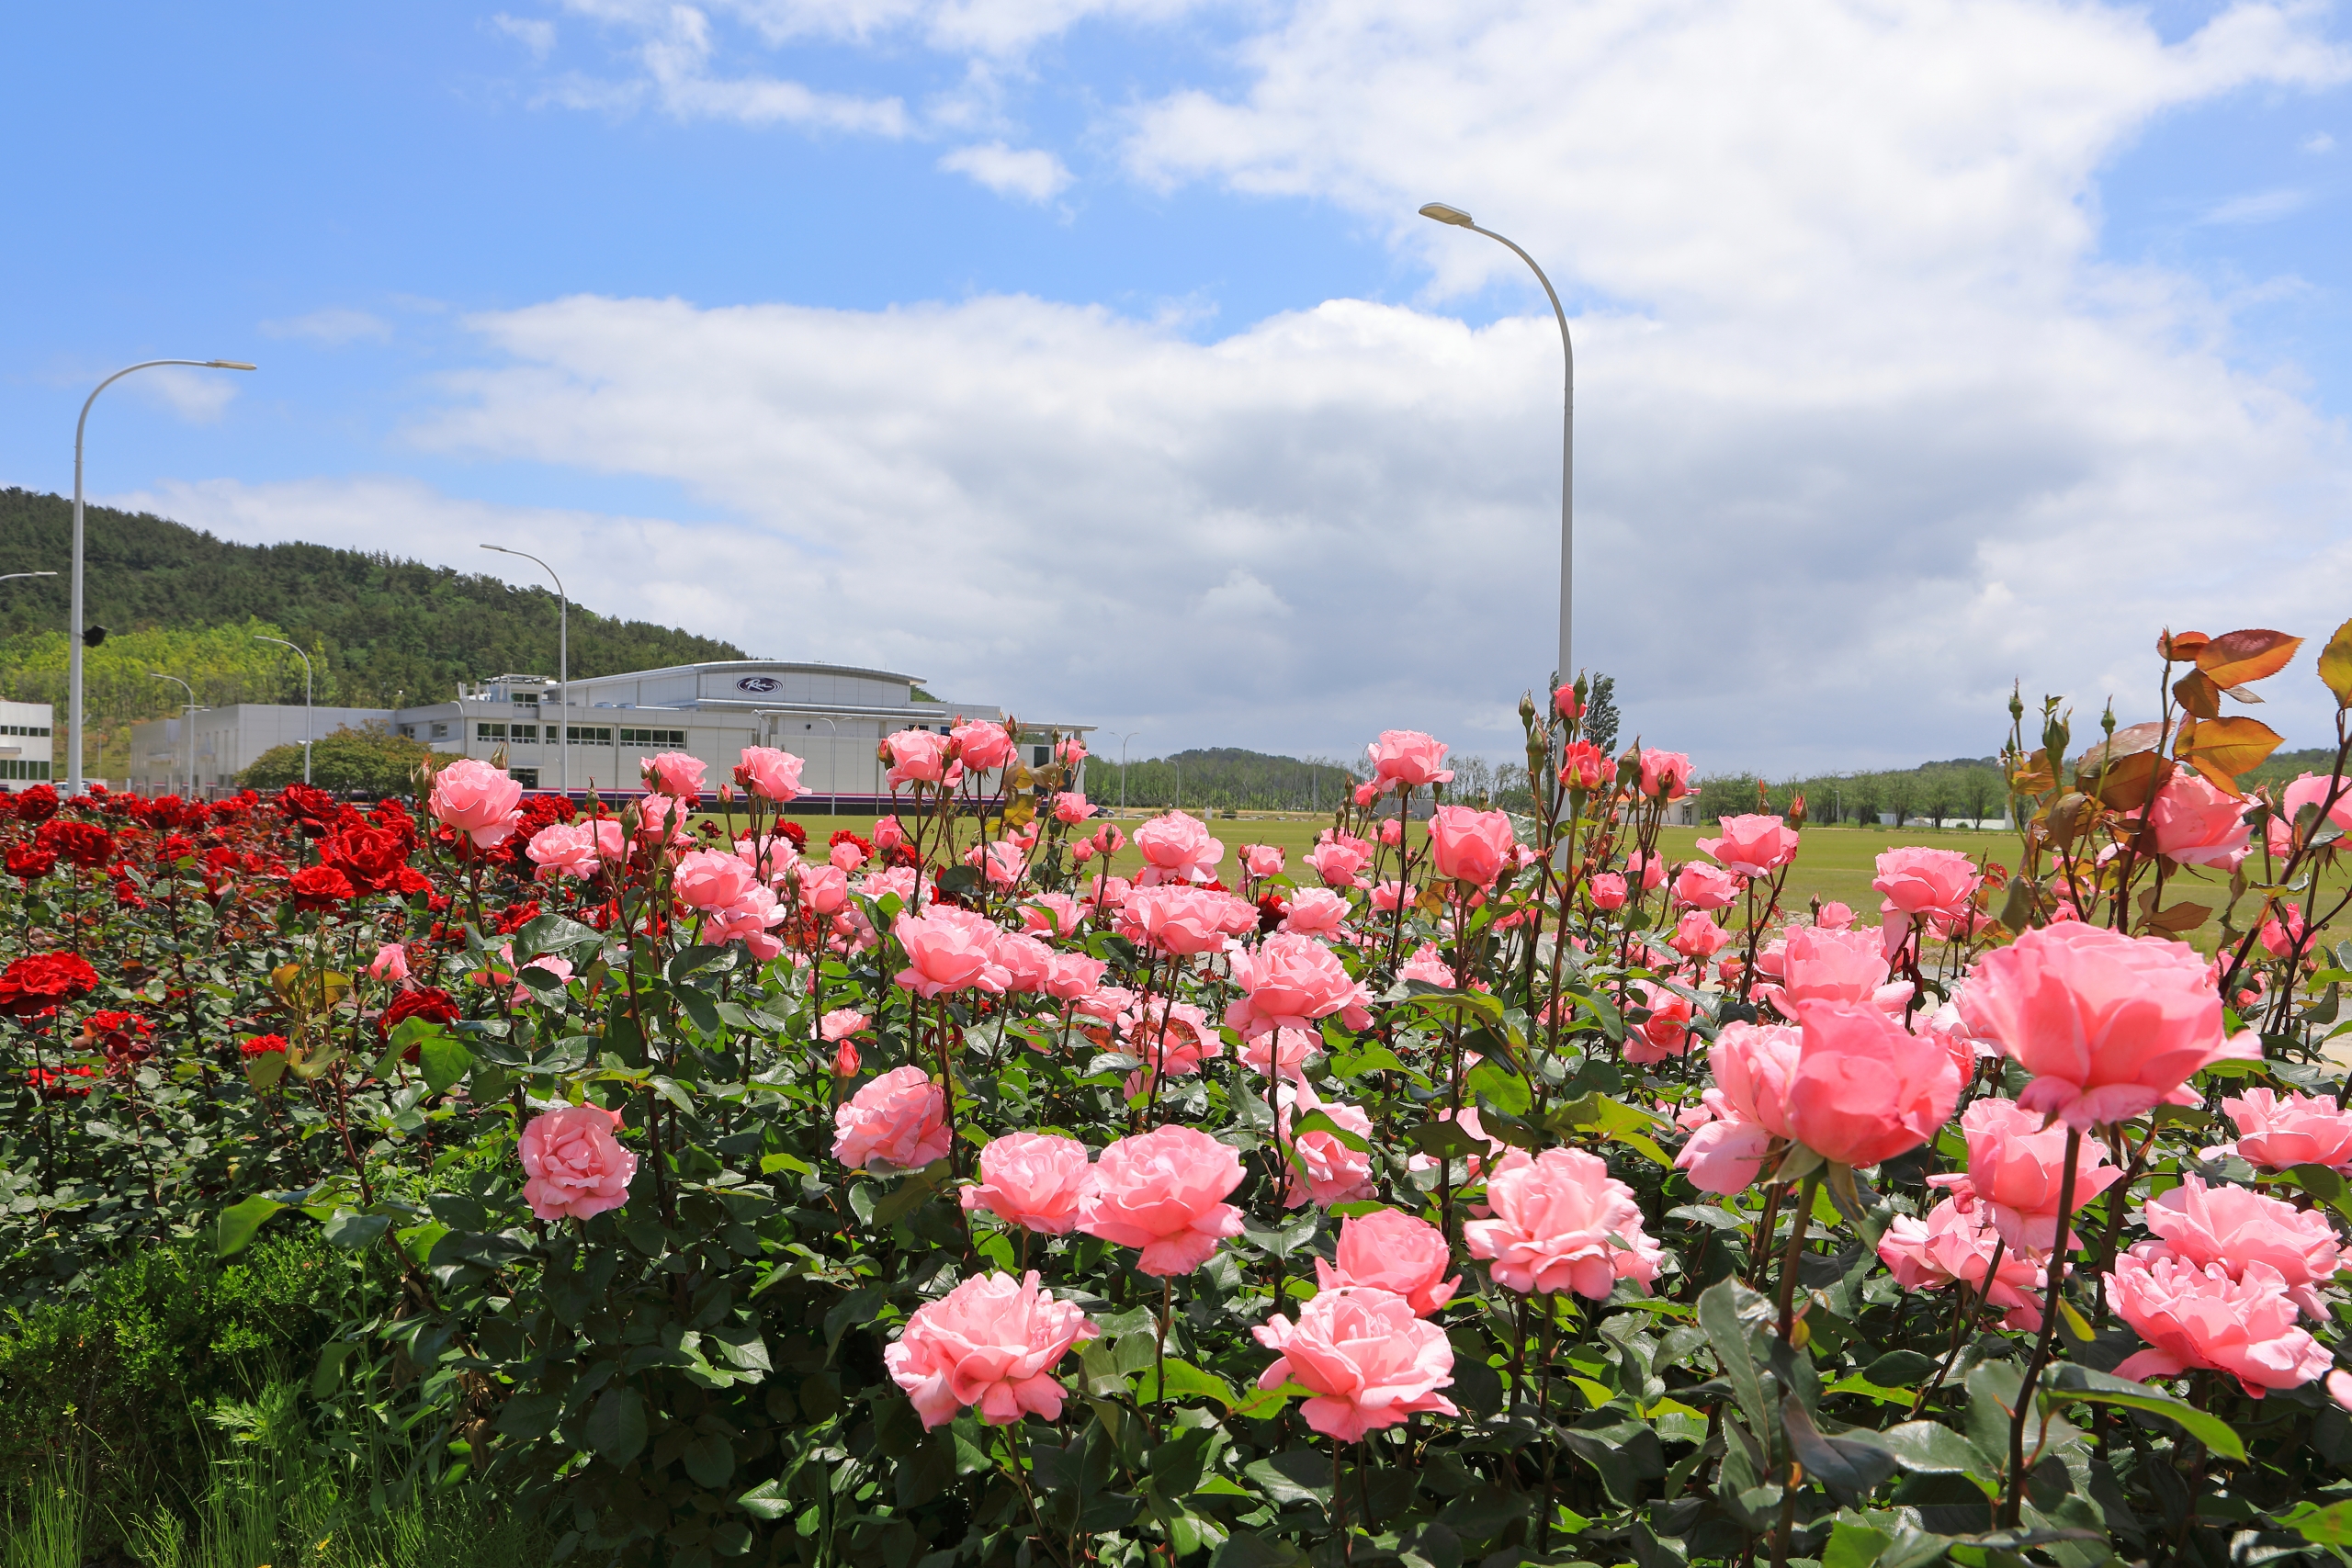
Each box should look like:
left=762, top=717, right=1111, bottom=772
left=0, top=488, right=747, bottom=778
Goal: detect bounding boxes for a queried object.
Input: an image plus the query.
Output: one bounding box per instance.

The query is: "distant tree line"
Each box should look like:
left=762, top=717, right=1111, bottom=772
left=1097, top=749, right=1363, bottom=813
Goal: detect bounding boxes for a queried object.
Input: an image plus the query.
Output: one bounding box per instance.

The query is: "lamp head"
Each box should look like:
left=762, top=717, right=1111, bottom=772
left=1419, top=202, right=1476, bottom=228
left=206, top=361, right=257, bottom=371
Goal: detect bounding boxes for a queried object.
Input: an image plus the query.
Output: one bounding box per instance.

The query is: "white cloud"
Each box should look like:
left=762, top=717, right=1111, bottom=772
left=939, top=141, right=1072, bottom=200
left=2200, top=186, right=2311, bottom=224
left=2305, top=130, right=2336, bottom=152
left=127, top=367, right=246, bottom=424
left=492, top=12, right=560, bottom=59
left=260, top=308, right=395, bottom=346
left=566, top=0, right=1222, bottom=58
left=546, top=6, right=911, bottom=132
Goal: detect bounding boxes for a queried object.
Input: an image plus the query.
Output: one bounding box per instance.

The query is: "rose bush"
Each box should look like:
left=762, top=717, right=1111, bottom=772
left=9, top=620, right=2352, bottom=1568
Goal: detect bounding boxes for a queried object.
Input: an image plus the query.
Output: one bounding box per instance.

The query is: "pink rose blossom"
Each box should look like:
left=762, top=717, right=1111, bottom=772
left=2107, top=1247, right=2333, bottom=1397
left=1367, top=730, right=1454, bottom=788
left=1133, top=811, right=1225, bottom=885
left=1957, top=920, right=2256, bottom=1129
left=1045, top=953, right=1109, bottom=1002
left=950, top=721, right=1016, bottom=772
left=1242, top=843, right=1285, bottom=878
left=734, top=747, right=805, bottom=803
left=993, top=931, right=1057, bottom=994
left=1638, top=750, right=1692, bottom=800
left=1587, top=873, right=1628, bottom=910
left=1928, top=1096, right=2120, bottom=1250
left=2148, top=772, right=2252, bottom=870
left=1315, top=1210, right=1459, bottom=1317
left=632, top=794, right=695, bottom=848
left=1281, top=887, right=1351, bottom=939
left=883, top=729, right=954, bottom=788
left=1877, top=1196, right=2050, bottom=1330
left=368, top=942, right=410, bottom=983
left=961, top=1133, right=1095, bottom=1235
left=1306, top=839, right=1370, bottom=888
left=831, top=840, right=868, bottom=873
left=1626, top=981, right=1692, bottom=1066
left=1465, top=1147, right=1664, bottom=1299
left=894, top=907, right=1012, bottom=998
left=1254, top=1286, right=1458, bottom=1441
left=430, top=760, right=524, bottom=849
left=1668, top=910, right=1731, bottom=961
left=1872, top=846, right=1979, bottom=923
left=1428, top=806, right=1516, bottom=886
left=1077, top=1125, right=1246, bottom=1276
left=1398, top=941, right=1454, bottom=987
left=873, top=816, right=907, bottom=852
left=2226, top=1088, right=2352, bottom=1172
left=1052, top=792, right=1096, bottom=824
left=1240, top=1026, right=1323, bottom=1083
left=520, top=1103, right=637, bottom=1222
left=673, top=848, right=758, bottom=913
left=2141, top=1176, right=2343, bottom=1318
left=1784, top=1002, right=1961, bottom=1168
left=1225, top=931, right=1375, bottom=1039
left=1019, top=892, right=1083, bottom=938
left=885, top=1270, right=1098, bottom=1429
left=1118, top=885, right=1238, bottom=956
left=526, top=821, right=602, bottom=879
left=640, top=751, right=707, bottom=798
left=832, top=1040, right=860, bottom=1076
left=793, top=862, right=851, bottom=916
left=1755, top=925, right=1913, bottom=1019
left=1673, top=862, right=1741, bottom=911
left=832, top=1065, right=952, bottom=1172
left=1815, top=901, right=1856, bottom=930
left=1274, top=1087, right=1376, bottom=1210
left=1696, top=814, right=1801, bottom=876
left=1627, top=850, right=1666, bottom=891
left=820, top=1009, right=870, bottom=1043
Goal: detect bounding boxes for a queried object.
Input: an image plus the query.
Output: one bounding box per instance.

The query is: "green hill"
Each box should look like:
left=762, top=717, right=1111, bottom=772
left=1103, top=748, right=1362, bottom=813
left=0, top=488, right=748, bottom=779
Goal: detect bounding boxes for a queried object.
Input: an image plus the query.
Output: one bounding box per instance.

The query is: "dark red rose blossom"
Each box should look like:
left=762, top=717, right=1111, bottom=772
left=36, top=819, right=115, bottom=870
left=114, top=879, right=147, bottom=909
left=12, top=784, right=60, bottom=825
left=0, top=953, right=101, bottom=1018
left=828, top=828, right=874, bottom=856
left=288, top=864, right=356, bottom=913
left=1256, top=892, right=1287, bottom=935
left=322, top=824, right=412, bottom=893
left=277, top=782, right=341, bottom=837
left=425, top=892, right=453, bottom=914
left=28, top=1065, right=95, bottom=1100
left=775, top=820, right=808, bottom=853
left=85, top=1010, right=156, bottom=1074
left=379, top=987, right=460, bottom=1054
left=156, top=834, right=198, bottom=862
left=493, top=900, right=542, bottom=935
left=6, top=844, right=56, bottom=883
left=239, top=1032, right=289, bottom=1057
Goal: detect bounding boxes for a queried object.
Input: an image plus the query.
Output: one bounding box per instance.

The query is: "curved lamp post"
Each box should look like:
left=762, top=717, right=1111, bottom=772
left=481, top=544, right=567, bottom=795
left=71, top=359, right=254, bottom=794
left=1112, top=731, right=1142, bottom=814
left=1419, top=202, right=1573, bottom=686
left=253, top=635, right=313, bottom=784
left=151, top=671, right=197, bottom=795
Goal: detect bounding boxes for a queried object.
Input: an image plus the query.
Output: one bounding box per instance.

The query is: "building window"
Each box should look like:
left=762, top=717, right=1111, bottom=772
left=397, top=725, right=415, bottom=739
left=510, top=724, right=537, bottom=743
left=0, top=726, right=50, bottom=738
left=511, top=768, right=540, bottom=788
left=476, top=722, right=507, bottom=741
left=617, top=728, right=686, bottom=746
left=430, top=722, right=449, bottom=739
left=1032, top=746, right=1050, bottom=766
left=513, top=692, right=540, bottom=708
left=0, top=761, right=52, bottom=780
left=566, top=726, right=613, bottom=743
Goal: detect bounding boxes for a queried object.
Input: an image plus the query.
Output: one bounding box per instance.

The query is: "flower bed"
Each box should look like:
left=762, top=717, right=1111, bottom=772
left=6, top=626, right=2352, bottom=1568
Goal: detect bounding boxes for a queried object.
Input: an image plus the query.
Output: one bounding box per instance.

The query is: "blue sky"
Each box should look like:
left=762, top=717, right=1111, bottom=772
left=7, top=1, right=2352, bottom=773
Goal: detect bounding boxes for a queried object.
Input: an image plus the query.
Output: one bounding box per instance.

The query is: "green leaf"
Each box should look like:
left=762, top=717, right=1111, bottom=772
left=1288, top=1110, right=1371, bottom=1153
left=2280, top=1499, right=2352, bottom=1546
left=310, top=1342, right=358, bottom=1399
left=215, top=1195, right=285, bottom=1258
left=1867, top=1421, right=2000, bottom=1483
left=1243, top=1450, right=1332, bottom=1508
left=243, top=1051, right=288, bottom=1091
left=2042, top=1365, right=2245, bottom=1461
left=584, top=1386, right=648, bottom=1466
left=1824, top=1518, right=1892, bottom=1568
left=1212, top=1530, right=1306, bottom=1568
left=676, top=986, right=723, bottom=1039
left=1465, top=1057, right=1531, bottom=1116
left=321, top=1210, right=390, bottom=1250
left=1134, top=1358, right=1241, bottom=1410
left=417, top=1032, right=474, bottom=1096
left=1781, top=1395, right=1898, bottom=1505
left=1862, top=1349, right=1939, bottom=1387
left=683, top=1432, right=736, bottom=1488
left=1698, top=1278, right=1773, bottom=1438
left=736, top=1480, right=793, bottom=1521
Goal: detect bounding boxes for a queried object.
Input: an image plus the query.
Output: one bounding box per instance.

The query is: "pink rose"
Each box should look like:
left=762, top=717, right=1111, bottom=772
left=2141, top=1176, right=2342, bottom=1317
left=1398, top=941, right=1454, bottom=987
left=832, top=1065, right=952, bottom=1172
left=831, top=840, right=868, bottom=873
left=2147, top=772, right=2251, bottom=870
left=1783, top=1002, right=1960, bottom=1168
left=1957, top=920, right=2257, bottom=1129
left=894, top=907, right=1012, bottom=998
left=961, top=1133, right=1095, bottom=1235
left=1696, top=814, right=1801, bottom=876
left=883, top=729, right=954, bottom=787
left=833, top=1040, right=860, bottom=1076
left=1408, top=1106, right=1495, bottom=1181
left=1118, top=886, right=1237, bottom=956
left=633, top=794, right=695, bottom=848
left=993, top=931, right=1057, bottom=994
left=1871, top=846, right=1979, bottom=922
left=793, top=862, right=851, bottom=916
left=1124, top=1000, right=1223, bottom=1087
left=1242, top=843, right=1285, bottom=878
left=1045, top=953, right=1108, bottom=1002
left=1281, top=887, right=1351, bottom=939
left=2226, top=1088, right=2352, bottom=1172
left=2107, top=1247, right=2333, bottom=1397
left=1427, top=806, right=1515, bottom=886
left=526, top=821, right=600, bottom=879
left=1668, top=910, right=1730, bottom=961
left=1755, top=925, right=1913, bottom=1019
left=1627, top=851, right=1665, bottom=891
left=368, top=942, right=410, bottom=983
left=1274, top=1087, right=1375, bottom=1210
left=734, top=746, right=805, bottom=803
left=736, top=833, right=799, bottom=884
left=885, top=1270, right=1098, bottom=1429
left=1254, top=1286, right=1458, bottom=1441
left=1638, top=749, right=1691, bottom=800
left=1314, top=1209, right=1458, bottom=1316
left=1133, top=812, right=1225, bottom=885
left=706, top=886, right=786, bottom=956
left=1877, top=1196, right=2049, bottom=1330
left=1673, top=862, right=1741, bottom=911
left=1077, top=1125, right=1246, bottom=1276
left=1928, top=1096, right=2120, bottom=1250
left=819, top=1009, right=870, bottom=1042
left=1225, top=931, right=1375, bottom=1039
left=1306, top=839, right=1370, bottom=888
left=519, top=1103, right=638, bottom=1222
left=1052, top=792, right=1096, bottom=824
left=1816, top=901, right=1856, bottom=929
left=1464, top=1147, right=1664, bottom=1299
left=1587, top=873, right=1628, bottom=911
left=1367, top=729, right=1455, bottom=788
left=641, top=751, right=707, bottom=798
left=430, top=759, right=524, bottom=849
left=1020, top=892, right=1083, bottom=938
left=950, top=720, right=1016, bottom=773
left=874, top=816, right=908, bottom=852
left=1626, top=981, right=1692, bottom=1066
left=1240, top=1026, right=1323, bottom=1084
left=673, top=848, right=758, bottom=912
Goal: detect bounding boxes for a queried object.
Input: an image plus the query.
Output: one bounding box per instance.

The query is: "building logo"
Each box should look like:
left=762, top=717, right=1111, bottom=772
left=735, top=676, right=782, bottom=693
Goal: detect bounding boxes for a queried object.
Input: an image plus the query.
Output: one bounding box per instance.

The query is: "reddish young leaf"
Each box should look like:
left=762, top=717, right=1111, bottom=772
left=2073, top=722, right=2165, bottom=776
left=2171, top=671, right=2221, bottom=721
left=2318, top=615, right=2352, bottom=709
left=2093, top=750, right=2172, bottom=811
left=2196, top=629, right=2304, bottom=688
left=2159, top=628, right=2211, bottom=661
left=2173, top=715, right=2284, bottom=788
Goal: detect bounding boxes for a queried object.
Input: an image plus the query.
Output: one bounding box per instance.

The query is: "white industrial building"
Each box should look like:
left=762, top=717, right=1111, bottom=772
left=0, top=700, right=55, bottom=793
left=127, top=659, right=1090, bottom=802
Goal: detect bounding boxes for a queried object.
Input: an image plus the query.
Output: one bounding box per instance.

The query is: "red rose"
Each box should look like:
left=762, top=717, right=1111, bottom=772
left=85, top=1010, right=155, bottom=1073
left=36, top=819, right=115, bottom=870
left=288, top=864, right=356, bottom=913
left=278, top=783, right=341, bottom=837
left=6, top=844, right=56, bottom=883
left=379, top=987, right=460, bottom=1042
left=322, top=824, right=413, bottom=893
left=239, top=1032, right=289, bottom=1058
left=775, top=820, right=808, bottom=853
left=494, top=900, right=542, bottom=935
left=12, top=785, right=60, bottom=825
left=0, top=953, right=100, bottom=1018
left=28, top=1065, right=95, bottom=1100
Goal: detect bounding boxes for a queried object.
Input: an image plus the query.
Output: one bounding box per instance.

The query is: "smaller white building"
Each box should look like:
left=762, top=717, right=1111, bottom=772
left=0, top=700, right=55, bottom=793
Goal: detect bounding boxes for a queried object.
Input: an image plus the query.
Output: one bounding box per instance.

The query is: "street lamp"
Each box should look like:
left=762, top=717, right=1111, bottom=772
left=810, top=717, right=841, bottom=816
left=151, top=672, right=197, bottom=795
left=480, top=544, right=568, bottom=795
left=253, top=635, right=313, bottom=785
left=0, top=572, right=59, bottom=586
left=1419, top=202, right=1574, bottom=687
left=1111, top=732, right=1142, bottom=813
left=71, top=359, right=254, bottom=795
